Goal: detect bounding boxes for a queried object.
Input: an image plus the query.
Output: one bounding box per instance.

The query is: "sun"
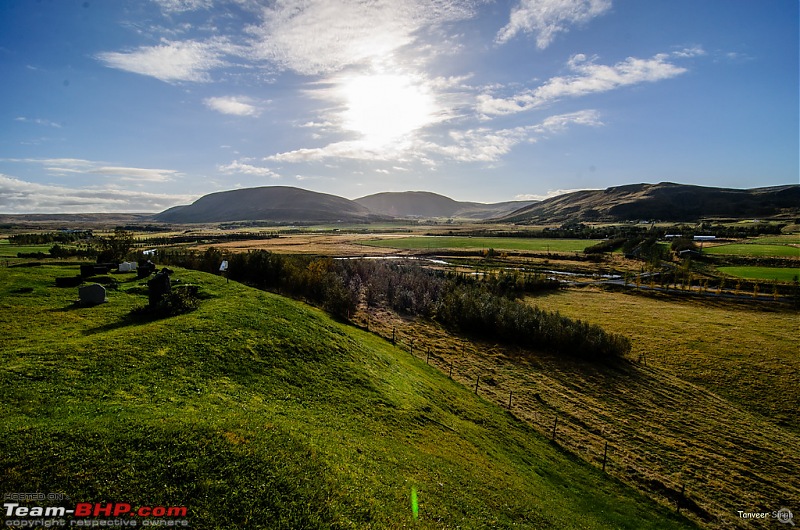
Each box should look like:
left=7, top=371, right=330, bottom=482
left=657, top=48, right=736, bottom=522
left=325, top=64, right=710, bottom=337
left=339, top=73, right=437, bottom=147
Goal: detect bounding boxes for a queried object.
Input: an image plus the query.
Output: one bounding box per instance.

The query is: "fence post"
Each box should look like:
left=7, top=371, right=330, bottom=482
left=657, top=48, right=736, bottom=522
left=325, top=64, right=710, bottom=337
left=677, top=484, right=686, bottom=513
left=392, top=327, right=396, bottom=345
left=507, top=390, right=513, bottom=409
left=426, top=348, right=430, bottom=364
left=551, top=416, right=558, bottom=441
left=449, top=361, right=453, bottom=379
left=602, top=441, right=608, bottom=472
left=474, top=377, right=479, bottom=395
left=410, top=339, right=414, bottom=356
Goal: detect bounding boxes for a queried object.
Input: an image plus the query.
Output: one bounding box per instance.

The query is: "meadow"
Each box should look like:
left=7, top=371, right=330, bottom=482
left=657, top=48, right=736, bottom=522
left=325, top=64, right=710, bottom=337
left=361, top=236, right=599, bottom=252
left=704, top=242, right=799, bottom=257
left=0, top=262, right=695, bottom=529
left=717, top=265, right=800, bottom=282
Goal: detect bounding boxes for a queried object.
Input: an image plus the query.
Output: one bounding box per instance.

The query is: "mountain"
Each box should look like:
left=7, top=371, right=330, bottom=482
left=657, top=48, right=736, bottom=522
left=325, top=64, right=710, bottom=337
left=355, top=191, right=534, bottom=219
left=498, top=182, right=800, bottom=223
left=153, top=186, right=376, bottom=224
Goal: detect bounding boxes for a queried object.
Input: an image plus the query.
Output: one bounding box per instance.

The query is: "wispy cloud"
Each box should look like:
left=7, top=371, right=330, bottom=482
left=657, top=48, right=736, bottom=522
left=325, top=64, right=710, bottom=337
left=268, top=109, right=602, bottom=164
left=496, top=0, right=612, bottom=48
left=218, top=160, right=281, bottom=179
left=478, top=49, right=701, bottom=116
left=15, top=117, right=62, bottom=128
left=96, top=39, right=228, bottom=83
left=150, top=0, right=212, bottom=14
left=424, top=110, right=602, bottom=162
left=0, top=174, right=194, bottom=213
left=1, top=158, right=182, bottom=182
left=88, top=166, right=180, bottom=182
left=515, top=188, right=591, bottom=200
left=247, top=0, right=476, bottom=76
left=204, top=96, right=263, bottom=116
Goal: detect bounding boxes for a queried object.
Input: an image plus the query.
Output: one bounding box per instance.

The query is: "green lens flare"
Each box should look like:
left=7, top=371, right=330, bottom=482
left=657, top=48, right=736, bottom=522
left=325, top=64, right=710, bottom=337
left=411, top=487, right=419, bottom=520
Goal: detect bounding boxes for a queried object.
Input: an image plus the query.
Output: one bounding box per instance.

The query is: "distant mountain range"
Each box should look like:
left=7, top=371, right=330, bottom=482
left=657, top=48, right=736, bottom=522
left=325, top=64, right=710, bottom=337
left=354, top=191, right=533, bottom=219
left=153, top=187, right=535, bottom=224
left=154, top=186, right=376, bottom=224
left=149, top=182, right=800, bottom=224
left=498, top=182, right=800, bottom=223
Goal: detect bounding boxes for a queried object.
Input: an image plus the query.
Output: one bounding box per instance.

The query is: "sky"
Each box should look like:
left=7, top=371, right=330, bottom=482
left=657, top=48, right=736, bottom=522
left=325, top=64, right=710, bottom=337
left=0, top=0, right=797, bottom=213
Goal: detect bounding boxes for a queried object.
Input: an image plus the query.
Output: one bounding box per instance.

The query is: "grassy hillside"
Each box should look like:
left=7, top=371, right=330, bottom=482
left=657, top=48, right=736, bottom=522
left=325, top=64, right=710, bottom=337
left=352, top=291, right=800, bottom=529
left=0, top=263, right=694, bottom=529
left=500, top=182, right=800, bottom=223
left=153, top=186, right=375, bottom=224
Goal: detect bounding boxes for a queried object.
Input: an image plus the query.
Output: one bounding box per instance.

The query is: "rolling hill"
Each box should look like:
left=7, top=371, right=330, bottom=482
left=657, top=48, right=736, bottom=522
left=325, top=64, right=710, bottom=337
left=355, top=191, right=534, bottom=219
left=498, top=182, right=800, bottom=223
left=0, top=263, right=695, bottom=529
left=153, top=186, right=378, bottom=224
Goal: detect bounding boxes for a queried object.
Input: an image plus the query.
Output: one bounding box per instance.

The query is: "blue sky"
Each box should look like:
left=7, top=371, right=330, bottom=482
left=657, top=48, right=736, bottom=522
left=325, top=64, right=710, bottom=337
left=0, top=0, right=797, bottom=213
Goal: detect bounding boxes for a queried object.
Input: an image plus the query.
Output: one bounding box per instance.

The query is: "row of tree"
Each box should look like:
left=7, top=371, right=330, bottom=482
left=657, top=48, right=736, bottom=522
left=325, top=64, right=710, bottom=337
left=158, top=249, right=630, bottom=361
left=10, top=230, right=93, bottom=245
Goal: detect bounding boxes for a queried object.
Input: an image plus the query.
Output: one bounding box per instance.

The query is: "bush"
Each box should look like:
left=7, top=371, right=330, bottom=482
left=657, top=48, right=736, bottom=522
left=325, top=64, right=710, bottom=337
left=132, top=286, right=200, bottom=319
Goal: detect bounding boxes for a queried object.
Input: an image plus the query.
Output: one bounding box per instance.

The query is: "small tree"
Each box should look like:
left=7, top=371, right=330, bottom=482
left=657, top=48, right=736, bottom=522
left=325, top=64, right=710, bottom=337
left=97, top=228, right=134, bottom=263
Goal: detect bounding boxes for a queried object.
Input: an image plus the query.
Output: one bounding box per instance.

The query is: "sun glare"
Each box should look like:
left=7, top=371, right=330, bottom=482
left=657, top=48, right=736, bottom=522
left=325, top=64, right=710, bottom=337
left=339, top=73, right=436, bottom=147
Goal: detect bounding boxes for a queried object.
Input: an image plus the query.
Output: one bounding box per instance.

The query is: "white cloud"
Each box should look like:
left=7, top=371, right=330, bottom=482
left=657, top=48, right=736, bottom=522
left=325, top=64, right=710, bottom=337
left=496, top=0, right=611, bottom=47
left=425, top=110, right=602, bottom=162
left=15, top=117, right=62, bottom=128
left=218, top=160, right=281, bottom=179
left=0, top=174, right=194, bottom=213
left=515, top=188, right=591, bottom=200
left=89, top=166, right=181, bottom=182
left=267, top=140, right=401, bottom=163
left=1, top=158, right=181, bottom=182
left=268, top=109, right=602, bottom=164
left=204, top=96, right=262, bottom=116
left=151, top=0, right=212, bottom=13
left=96, top=39, right=227, bottom=83
left=478, top=50, right=698, bottom=116
left=247, top=0, right=476, bottom=76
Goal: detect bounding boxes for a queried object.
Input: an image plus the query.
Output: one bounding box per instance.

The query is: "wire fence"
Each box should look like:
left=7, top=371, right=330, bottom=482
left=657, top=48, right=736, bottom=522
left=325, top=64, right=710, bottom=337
left=367, top=321, right=713, bottom=525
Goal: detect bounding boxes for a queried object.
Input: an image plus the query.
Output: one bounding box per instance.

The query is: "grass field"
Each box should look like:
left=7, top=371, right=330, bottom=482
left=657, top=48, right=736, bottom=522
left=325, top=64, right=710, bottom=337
left=0, top=241, right=57, bottom=258
left=704, top=243, right=800, bottom=257
left=361, top=236, right=599, bottom=252
left=533, top=288, right=799, bottom=432
left=718, top=265, right=800, bottom=282
left=749, top=234, right=800, bottom=245
left=353, top=288, right=800, bottom=529
left=0, top=263, right=694, bottom=529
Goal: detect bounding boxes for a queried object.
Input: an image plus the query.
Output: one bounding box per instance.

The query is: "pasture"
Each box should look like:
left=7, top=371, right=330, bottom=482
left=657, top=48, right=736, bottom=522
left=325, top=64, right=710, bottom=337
left=361, top=236, right=599, bottom=252
left=717, top=265, right=800, bottom=282
left=704, top=242, right=799, bottom=257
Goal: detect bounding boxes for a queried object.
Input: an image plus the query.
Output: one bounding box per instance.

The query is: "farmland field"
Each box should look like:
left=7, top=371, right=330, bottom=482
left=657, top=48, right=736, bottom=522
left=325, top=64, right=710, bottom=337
left=533, top=288, right=799, bottom=430
left=704, top=243, right=799, bottom=257
left=361, top=236, right=599, bottom=252
left=718, top=265, right=800, bottom=282
left=358, top=288, right=800, bottom=529
left=0, top=242, right=58, bottom=258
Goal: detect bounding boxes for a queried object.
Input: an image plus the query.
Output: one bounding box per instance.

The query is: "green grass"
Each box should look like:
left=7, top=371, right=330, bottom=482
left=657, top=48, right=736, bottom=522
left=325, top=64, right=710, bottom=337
left=536, top=288, right=800, bottom=431
left=704, top=243, right=800, bottom=257
left=750, top=234, right=800, bottom=245
left=0, top=263, right=694, bottom=529
left=0, top=242, right=56, bottom=258
left=717, top=265, right=800, bottom=282
left=361, top=236, right=598, bottom=252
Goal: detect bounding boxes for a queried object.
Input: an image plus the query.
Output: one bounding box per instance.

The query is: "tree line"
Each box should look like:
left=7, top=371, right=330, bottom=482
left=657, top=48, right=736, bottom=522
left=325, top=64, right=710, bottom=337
left=158, top=249, right=631, bottom=361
